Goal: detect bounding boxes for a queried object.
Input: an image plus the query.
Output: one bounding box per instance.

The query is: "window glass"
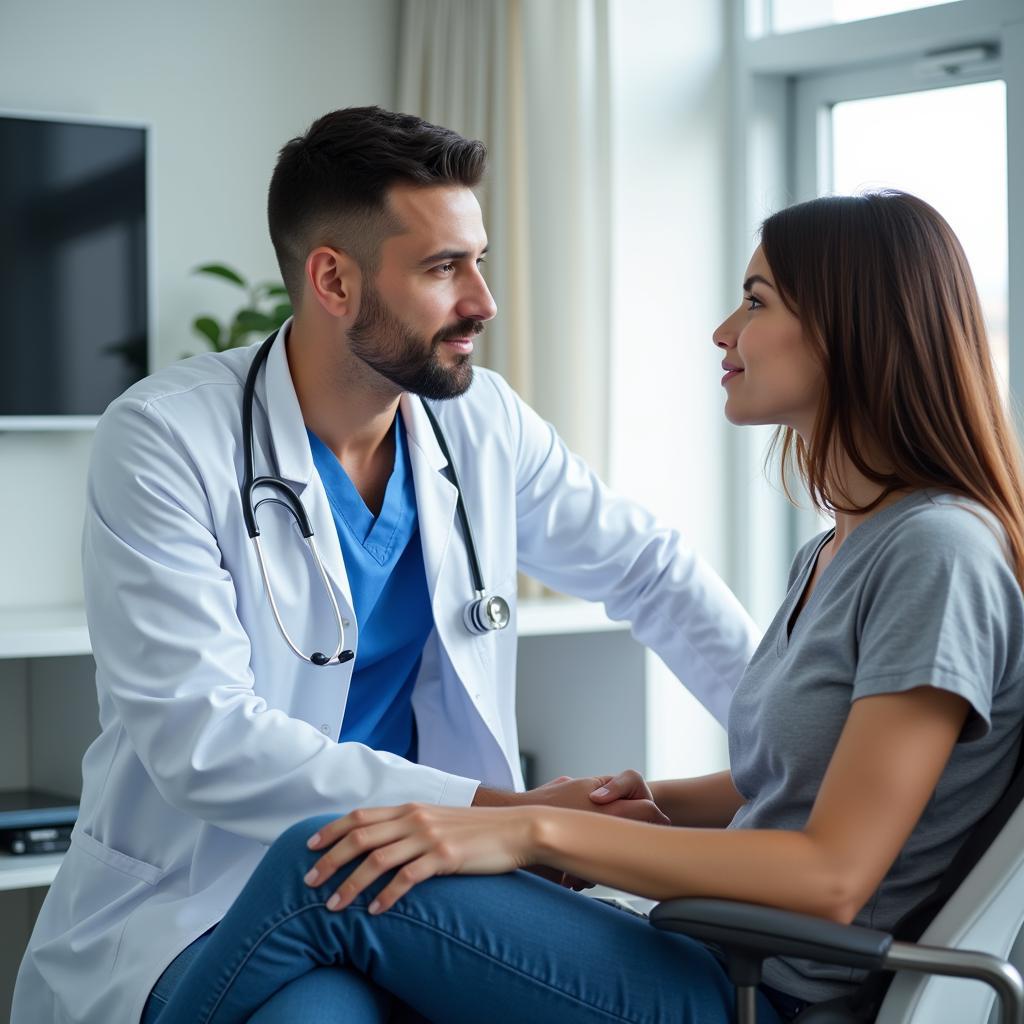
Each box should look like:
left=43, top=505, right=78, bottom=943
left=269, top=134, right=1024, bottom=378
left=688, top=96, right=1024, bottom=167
left=771, top=0, right=958, bottom=34
left=831, top=80, right=1008, bottom=391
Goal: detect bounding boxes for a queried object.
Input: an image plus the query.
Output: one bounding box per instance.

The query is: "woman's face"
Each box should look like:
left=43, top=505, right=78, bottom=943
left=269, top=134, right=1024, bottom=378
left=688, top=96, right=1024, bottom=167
left=713, top=246, right=824, bottom=438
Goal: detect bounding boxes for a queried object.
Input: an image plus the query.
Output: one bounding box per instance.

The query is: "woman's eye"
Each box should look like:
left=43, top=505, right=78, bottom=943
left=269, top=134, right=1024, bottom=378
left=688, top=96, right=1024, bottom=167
left=744, top=293, right=763, bottom=311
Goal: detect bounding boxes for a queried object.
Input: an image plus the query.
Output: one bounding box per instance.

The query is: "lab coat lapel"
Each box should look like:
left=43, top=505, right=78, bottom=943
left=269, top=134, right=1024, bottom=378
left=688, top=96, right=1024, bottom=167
left=401, top=393, right=457, bottom=607
left=259, top=322, right=354, bottom=614
left=403, top=393, right=508, bottom=756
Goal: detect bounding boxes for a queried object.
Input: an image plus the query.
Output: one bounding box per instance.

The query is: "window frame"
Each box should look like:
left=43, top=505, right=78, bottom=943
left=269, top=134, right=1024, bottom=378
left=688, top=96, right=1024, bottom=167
left=793, top=60, right=1004, bottom=200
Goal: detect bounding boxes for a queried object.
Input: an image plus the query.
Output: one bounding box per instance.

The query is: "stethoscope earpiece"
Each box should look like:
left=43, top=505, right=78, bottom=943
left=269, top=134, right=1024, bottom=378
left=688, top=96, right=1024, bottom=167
left=310, top=650, right=355, bottom=667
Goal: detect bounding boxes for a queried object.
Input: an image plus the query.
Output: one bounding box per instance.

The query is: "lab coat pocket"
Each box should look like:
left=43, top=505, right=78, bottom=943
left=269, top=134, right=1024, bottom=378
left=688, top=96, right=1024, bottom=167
left=32, top=833, right=169, bottom=1014
left=71, top=826, right=167, bottom=886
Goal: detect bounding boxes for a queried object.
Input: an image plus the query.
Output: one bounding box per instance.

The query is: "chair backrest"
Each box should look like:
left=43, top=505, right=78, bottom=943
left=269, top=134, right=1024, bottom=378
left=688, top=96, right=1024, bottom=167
left=877, top=780, right=1024, bottom=1022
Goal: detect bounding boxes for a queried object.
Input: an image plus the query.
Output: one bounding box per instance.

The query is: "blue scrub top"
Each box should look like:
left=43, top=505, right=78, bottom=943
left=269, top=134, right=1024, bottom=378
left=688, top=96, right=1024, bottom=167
left=307, top=415, right=434, bottom=760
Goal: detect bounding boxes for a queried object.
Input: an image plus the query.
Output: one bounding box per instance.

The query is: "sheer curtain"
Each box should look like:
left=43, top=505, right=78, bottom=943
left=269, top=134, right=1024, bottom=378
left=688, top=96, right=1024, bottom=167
left=396, top=0, right=612, bottom=478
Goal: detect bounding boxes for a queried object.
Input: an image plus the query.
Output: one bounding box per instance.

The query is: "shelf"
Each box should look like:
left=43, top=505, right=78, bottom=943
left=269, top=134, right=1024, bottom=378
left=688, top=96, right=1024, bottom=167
left=0, top=605, right=90, bottom=659
left=516, top=598, right=629, bottom=637
left=0, top=599, right=624, bottom=659
left=0, top=852, right=62, bottom=891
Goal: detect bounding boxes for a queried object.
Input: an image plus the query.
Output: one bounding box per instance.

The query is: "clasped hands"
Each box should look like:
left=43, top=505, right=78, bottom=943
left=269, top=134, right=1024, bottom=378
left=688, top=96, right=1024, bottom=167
left=520, top=769, right=669, bottom=825
left=303, top=768, right=666, bottom=915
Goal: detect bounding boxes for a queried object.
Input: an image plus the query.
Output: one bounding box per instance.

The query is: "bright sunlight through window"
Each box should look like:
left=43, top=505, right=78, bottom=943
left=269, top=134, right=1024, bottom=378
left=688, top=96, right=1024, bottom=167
left=831, top=80, right=1008, bottom=394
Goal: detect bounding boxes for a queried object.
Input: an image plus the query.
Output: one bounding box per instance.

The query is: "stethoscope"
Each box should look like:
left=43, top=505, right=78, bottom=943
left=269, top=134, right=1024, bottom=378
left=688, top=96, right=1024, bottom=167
left=241, top=332, right=511, bottom=668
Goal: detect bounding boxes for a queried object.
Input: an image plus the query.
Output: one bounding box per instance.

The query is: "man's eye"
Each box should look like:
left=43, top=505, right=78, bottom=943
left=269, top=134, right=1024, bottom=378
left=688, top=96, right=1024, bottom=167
left=744, top=293, right=763, bottom=311
left=435, top=263, right=456, bottom=274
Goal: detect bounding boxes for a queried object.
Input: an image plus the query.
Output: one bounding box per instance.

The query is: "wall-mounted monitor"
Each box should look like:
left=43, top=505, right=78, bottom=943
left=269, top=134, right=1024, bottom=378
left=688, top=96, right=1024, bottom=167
left=0, top=111, right=151, bottom=429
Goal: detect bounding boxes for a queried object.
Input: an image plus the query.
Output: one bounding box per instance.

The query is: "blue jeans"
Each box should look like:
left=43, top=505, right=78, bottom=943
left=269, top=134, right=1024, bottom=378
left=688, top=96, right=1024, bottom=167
left=143, top=814, right=791, bottom=1023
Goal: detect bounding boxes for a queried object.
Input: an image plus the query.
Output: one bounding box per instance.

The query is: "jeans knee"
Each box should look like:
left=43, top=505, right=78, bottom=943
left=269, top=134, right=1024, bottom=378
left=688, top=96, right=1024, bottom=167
left=270, top=813, right=338, bottom=865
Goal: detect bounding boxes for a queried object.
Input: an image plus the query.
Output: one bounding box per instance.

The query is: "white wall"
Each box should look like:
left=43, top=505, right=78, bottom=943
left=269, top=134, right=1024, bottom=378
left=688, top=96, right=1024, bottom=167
left=0, top=0, right=399, bottom=609
left=606, top=0, right=734, bottom=776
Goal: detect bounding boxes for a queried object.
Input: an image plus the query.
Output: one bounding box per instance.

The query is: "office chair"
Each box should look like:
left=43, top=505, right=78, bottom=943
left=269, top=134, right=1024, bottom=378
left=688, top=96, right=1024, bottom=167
left=651, top=742, right=1024, bottom=1024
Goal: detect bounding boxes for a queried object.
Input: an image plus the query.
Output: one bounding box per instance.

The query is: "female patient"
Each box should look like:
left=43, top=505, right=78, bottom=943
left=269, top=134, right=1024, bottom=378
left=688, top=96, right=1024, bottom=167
left=148, top=191, right=1024, bottom=1023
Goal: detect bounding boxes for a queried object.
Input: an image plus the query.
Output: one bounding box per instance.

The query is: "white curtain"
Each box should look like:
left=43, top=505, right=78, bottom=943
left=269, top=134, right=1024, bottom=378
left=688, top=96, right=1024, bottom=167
left=397, top=0, right=612, bottom=478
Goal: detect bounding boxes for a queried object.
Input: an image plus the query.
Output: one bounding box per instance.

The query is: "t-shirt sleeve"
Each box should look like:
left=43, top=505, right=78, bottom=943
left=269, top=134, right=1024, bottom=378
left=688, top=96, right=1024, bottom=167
left=851, top=508, right=1017, bottom=741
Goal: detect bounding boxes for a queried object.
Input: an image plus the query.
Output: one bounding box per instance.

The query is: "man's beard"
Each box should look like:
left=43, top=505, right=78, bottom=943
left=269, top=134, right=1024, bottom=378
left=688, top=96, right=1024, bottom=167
left=347, top=281, right=481, bottom=400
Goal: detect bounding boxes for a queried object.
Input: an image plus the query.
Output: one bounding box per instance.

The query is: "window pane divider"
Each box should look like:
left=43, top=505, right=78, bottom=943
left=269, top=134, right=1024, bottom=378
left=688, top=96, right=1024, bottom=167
left=744, top=0, right=1019, bottom=75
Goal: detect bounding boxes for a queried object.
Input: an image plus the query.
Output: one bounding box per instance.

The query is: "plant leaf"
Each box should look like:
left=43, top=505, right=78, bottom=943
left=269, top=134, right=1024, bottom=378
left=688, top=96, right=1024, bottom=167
left=193, top=263, right=247, bottom=288
left=193, top=316, right=222, bottom=350
left=234, top=309, right=281, bottom=334
left=272, top=302, right=293, bottom=325
left=254, top=282, right=290, bottom=299
left=227, top=319, right=250, bottom=346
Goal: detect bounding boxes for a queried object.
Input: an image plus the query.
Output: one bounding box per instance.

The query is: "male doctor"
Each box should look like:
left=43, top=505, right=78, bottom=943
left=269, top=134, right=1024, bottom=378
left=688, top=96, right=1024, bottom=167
left=14, top=107, right=758, bottom=1023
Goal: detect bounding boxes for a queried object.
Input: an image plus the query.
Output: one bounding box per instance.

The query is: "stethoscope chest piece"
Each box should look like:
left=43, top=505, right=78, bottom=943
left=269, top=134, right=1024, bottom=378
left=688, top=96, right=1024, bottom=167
left=464, top=593, right=511, bottom=634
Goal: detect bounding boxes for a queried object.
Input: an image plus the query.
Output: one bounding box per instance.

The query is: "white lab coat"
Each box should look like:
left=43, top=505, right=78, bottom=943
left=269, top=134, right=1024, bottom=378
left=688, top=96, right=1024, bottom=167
left=13, top=325, right=759, bottom=1023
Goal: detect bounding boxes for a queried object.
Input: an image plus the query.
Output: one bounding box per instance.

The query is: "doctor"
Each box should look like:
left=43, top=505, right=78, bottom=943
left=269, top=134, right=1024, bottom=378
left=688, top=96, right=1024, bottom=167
left=14, top=106, right=758, bottom=1023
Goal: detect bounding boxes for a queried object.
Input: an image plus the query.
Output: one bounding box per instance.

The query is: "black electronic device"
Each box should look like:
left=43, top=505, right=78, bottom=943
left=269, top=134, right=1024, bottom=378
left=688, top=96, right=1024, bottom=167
left=0, top=111, right=150, bottom=424
left=1, top=824, right=73, bottom=855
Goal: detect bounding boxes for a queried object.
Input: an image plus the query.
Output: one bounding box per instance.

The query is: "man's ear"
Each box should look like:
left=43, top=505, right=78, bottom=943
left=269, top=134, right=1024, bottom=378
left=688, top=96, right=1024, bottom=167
left=305, top=247, right=361, bottom=318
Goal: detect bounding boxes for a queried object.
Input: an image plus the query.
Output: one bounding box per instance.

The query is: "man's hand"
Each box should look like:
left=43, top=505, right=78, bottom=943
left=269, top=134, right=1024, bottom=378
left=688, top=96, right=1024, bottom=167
left=473, top=775, right=597, bottom=810
left=523, top=778, right=592, bottom=890
left=475, top=770, right=669, bottom=826
left=587, top=768, right=671, bottom=825
left=472, top=772, right=667, bottom=889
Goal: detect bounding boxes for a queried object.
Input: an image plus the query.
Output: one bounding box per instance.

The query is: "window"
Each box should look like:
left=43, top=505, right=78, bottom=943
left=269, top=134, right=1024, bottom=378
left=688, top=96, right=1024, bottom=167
left=830, top=82, right=1008, bottom=388
left=769, top=0, right=960, bottom=34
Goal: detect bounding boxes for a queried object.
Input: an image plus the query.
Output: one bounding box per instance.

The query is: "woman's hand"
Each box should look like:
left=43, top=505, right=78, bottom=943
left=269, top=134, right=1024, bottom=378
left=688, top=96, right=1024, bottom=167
left=304, top=804, right=541, bottom=915
left=588, top=769, right=670, bottom=825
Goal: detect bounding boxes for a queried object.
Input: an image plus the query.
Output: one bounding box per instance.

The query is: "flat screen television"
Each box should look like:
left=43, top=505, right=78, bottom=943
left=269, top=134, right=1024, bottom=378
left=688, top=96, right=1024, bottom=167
left=0, top=111, right=151, bottom=428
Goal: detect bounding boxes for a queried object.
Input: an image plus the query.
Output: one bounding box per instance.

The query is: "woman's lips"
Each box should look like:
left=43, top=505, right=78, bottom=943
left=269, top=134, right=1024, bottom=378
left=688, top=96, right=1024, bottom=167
left=721, top=368, right=743, bottom=386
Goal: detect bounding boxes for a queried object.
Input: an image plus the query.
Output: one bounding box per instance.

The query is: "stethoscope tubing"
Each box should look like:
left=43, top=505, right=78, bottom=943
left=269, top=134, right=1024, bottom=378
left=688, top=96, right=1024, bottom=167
left=419, top=400, right=487, bottom=597
left=242, top=334, right=350, bottom=666
left=240, top=331, right=509, bottom=668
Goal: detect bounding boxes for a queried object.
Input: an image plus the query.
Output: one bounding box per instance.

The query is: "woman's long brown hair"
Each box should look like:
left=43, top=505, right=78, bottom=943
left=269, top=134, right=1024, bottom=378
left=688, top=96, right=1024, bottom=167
left=762, top=190, right=1024, bottom=586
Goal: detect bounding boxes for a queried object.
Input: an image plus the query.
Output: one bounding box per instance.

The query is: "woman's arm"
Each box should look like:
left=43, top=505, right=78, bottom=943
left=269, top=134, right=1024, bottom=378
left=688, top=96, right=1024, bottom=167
left=544, top=686, right=967, bottom=920
left=306, top=686, right=967, bottom=921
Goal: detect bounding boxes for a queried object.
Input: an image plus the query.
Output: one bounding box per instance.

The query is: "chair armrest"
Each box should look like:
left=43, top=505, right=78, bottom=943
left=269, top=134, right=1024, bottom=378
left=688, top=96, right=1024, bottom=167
left=650, top=898, right=892, bottom=971
left=650, top=898, right=1024, bottom=1024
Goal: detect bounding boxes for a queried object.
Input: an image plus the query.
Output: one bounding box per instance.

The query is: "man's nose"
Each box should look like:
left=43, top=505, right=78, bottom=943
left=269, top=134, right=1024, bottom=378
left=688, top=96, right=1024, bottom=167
left=457, top=270, right=498, bottom=322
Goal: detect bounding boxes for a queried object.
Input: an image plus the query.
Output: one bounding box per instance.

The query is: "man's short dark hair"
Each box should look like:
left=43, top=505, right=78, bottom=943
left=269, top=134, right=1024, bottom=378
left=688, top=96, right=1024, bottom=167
left=268, top=106, right=487, bottom=303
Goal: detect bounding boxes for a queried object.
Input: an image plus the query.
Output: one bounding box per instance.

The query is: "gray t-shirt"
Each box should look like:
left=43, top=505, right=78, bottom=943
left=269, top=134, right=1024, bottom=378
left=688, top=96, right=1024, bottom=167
left=728, top=490, right=1024, bottom=1004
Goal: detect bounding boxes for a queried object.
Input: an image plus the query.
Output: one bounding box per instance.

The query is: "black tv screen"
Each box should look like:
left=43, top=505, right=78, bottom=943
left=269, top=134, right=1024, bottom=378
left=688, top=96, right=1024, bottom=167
left=0, top=113, right=149, bottom=420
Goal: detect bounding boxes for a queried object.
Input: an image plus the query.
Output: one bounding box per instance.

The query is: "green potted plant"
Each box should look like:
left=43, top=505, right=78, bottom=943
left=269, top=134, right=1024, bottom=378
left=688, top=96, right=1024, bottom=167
left=190, top=263, right=292, bottom=352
